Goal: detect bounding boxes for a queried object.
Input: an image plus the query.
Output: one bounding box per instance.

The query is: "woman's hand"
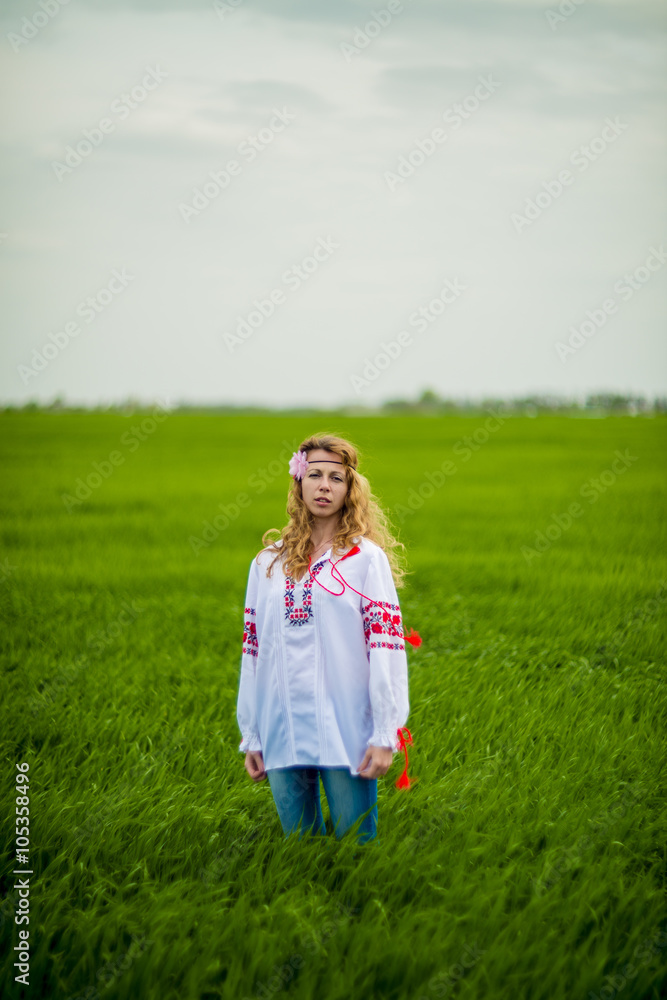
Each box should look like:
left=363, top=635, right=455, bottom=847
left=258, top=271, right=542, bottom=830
left=244, top=750, right=266, bottom=782
left=358, top=745, right=393, bottom=779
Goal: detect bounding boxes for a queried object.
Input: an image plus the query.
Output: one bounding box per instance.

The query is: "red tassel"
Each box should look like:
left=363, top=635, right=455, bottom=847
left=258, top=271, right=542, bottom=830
left=395, top=727, right=415, bottom=790
left=404, top=628, right=422, bottom=647
left=395, top=770, right=412, bottom=790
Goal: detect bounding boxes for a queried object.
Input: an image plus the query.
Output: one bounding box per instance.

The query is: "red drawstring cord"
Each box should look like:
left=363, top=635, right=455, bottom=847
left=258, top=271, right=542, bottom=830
left=307, top=545, right=419, bottom=790
left=308, top=546, right=422, bottom=646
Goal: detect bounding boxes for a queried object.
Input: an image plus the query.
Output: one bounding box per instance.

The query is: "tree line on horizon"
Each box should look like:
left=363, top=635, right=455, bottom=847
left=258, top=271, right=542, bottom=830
left=3, top=390, right=665, bottom=415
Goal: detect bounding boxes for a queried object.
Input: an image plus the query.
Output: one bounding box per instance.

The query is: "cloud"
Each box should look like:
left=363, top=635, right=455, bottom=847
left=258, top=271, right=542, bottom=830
left=0, top=0, right=664, bottom=406
left=224, top=79, right=332, bottom=114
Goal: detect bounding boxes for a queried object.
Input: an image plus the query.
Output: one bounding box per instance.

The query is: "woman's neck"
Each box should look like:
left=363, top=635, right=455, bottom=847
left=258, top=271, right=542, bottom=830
left=309, top=516, right=342, bottom=550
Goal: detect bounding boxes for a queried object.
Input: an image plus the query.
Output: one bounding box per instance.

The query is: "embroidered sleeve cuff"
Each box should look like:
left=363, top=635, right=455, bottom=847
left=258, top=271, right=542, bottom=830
left=239, top=733, right=262, bottom=753
left=368, top=729, right=398, bottom=751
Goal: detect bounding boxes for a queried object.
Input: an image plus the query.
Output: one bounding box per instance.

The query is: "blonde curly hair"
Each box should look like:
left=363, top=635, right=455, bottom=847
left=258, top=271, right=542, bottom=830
left=259, top=432, right=408, bottom=588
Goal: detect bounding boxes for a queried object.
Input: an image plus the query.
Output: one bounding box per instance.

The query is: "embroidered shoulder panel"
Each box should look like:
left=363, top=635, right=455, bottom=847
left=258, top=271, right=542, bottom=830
left=362, top=600, right=405, bottom=652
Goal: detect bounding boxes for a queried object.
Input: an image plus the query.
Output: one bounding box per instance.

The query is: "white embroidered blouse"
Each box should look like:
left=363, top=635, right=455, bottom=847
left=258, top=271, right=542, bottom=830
left=236, top=535, right=410, bottom=776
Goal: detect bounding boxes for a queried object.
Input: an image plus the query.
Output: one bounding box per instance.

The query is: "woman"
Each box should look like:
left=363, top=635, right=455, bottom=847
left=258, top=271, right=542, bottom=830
left=236, top=433, right=418, bottom=845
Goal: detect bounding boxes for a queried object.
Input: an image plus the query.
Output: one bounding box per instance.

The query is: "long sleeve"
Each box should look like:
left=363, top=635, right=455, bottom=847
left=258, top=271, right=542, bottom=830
left=361, top=547, right=410, bottom=750
left=236, top=556, right=262, bottom=754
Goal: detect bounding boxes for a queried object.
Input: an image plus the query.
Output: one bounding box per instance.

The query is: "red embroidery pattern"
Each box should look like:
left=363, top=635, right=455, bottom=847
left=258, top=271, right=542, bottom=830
left=243, top=607, right=258, bottom=657
left=284, top=562, right=325, bottom=626
left=362, top=600, right=405, bottom=652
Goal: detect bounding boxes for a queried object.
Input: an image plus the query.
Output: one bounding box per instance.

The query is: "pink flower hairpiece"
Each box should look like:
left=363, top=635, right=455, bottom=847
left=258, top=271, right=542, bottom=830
left=289, top=450, right=309, bottom=480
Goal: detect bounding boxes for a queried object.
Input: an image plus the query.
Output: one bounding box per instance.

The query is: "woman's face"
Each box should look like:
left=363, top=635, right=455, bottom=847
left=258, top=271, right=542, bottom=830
left=300, top=449, right=348, bottom=525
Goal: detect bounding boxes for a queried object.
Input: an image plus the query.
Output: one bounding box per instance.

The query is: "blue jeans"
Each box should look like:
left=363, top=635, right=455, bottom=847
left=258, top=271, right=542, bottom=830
left=266, top=766, right=378, bottom=844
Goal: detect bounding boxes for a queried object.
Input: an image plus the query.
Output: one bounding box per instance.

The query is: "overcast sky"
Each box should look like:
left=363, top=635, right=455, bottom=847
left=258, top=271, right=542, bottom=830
left=0, top=0, right=665, bottom=408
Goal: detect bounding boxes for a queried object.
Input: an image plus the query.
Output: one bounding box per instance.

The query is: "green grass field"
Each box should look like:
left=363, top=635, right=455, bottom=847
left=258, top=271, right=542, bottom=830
left=1, top=410, right=666, bottom=1000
